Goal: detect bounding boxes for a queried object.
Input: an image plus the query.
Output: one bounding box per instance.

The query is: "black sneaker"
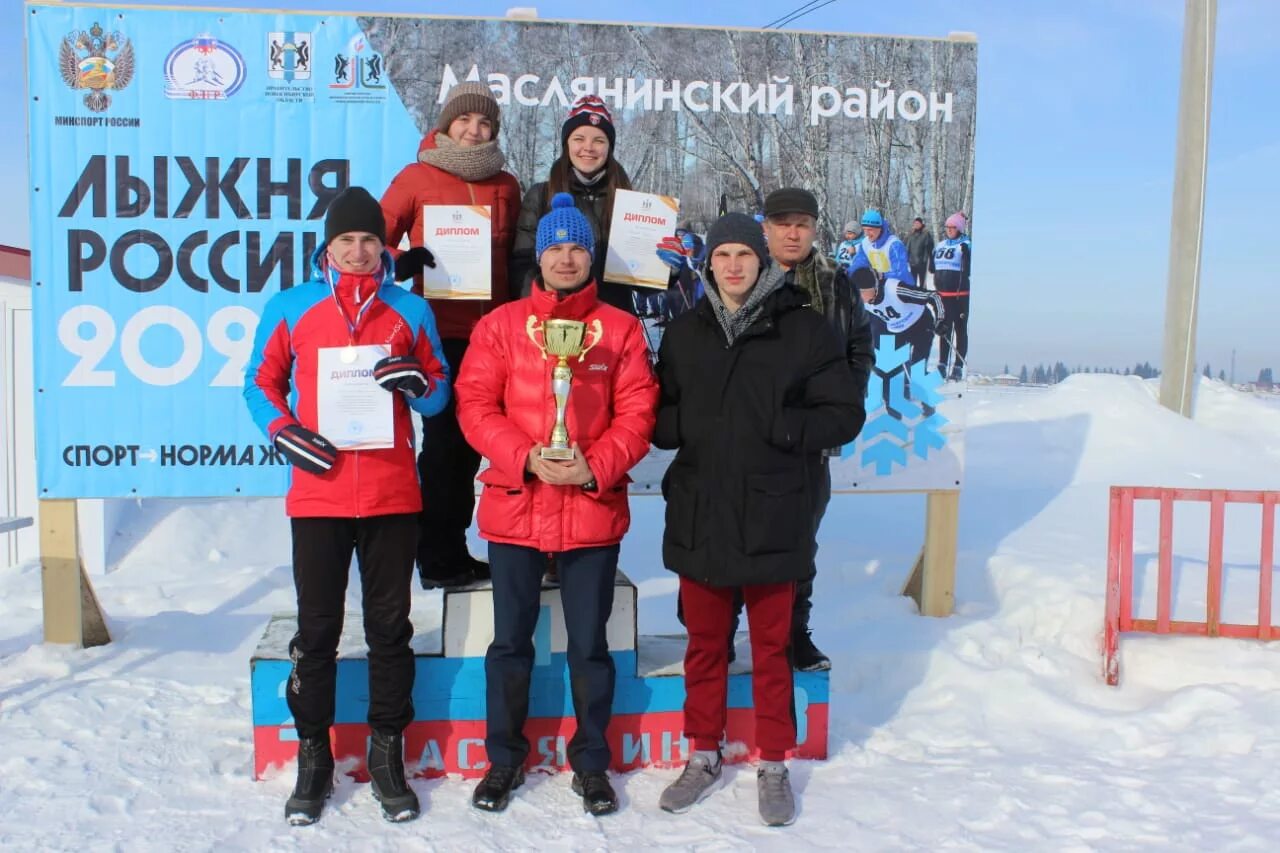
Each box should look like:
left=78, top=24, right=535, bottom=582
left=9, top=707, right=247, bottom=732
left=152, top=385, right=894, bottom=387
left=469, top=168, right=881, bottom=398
left=285, top=737, right=334, bottom=826
left=367, top=732, right=420, bottom=823
left=571, top=771, right=619, bottom=816
left=792, top=631, right=831, bottom=672
left=472, top=765, right=525, bottom=812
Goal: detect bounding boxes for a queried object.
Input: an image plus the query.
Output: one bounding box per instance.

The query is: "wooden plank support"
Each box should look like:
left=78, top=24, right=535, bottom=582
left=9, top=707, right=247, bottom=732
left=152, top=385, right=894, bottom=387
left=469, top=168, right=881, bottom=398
left=39, top=499, right=110, bottom=648
left=902, top=491, right=959, bottom=617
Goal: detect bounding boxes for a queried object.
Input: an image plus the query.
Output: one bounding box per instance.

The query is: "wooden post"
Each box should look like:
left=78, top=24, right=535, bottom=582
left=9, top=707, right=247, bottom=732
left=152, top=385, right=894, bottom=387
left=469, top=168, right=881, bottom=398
left=39, top=499, right=110, bottom=647
left=901, top=490, right=959, bottom=617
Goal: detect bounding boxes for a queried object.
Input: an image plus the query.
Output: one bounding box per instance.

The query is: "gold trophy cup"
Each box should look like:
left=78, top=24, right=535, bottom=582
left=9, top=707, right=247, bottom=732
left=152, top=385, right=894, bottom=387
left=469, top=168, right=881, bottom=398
left=527, top=316, right=603, bottom=460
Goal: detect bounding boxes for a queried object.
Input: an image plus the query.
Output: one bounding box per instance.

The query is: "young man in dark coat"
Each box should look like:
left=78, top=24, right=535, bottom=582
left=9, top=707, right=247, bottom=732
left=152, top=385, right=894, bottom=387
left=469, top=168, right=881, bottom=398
left=653, top=213, right=864, bottom=827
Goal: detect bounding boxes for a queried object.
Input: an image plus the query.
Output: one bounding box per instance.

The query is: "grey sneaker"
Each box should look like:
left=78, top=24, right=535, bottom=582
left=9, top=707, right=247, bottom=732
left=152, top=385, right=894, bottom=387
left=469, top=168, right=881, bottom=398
left=757, top=763, right=796, bottom=826
left=658, top=752, right=722, bottom=813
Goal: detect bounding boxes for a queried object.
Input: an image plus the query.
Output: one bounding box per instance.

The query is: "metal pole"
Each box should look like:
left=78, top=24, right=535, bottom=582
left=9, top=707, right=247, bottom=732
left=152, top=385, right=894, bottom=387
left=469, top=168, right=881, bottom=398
left=1158, top=0, right=1216, bottom=417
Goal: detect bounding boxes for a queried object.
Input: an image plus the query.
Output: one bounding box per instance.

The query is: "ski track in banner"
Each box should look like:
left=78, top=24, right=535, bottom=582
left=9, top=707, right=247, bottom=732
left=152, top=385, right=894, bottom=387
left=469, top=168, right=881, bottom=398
left=3, top=375, right=1280, bottom=849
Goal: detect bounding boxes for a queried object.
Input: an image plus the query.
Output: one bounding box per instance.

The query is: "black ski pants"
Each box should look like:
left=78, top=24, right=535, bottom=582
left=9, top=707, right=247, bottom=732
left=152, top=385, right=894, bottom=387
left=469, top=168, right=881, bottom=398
left=287, top=514, right=417, bottom=740
left=417, top=337, right=483, bottom=579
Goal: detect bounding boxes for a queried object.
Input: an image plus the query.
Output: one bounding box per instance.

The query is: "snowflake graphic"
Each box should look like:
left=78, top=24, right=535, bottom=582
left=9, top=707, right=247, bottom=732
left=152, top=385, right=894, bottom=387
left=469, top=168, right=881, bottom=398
left=841, top=339, right=949, bottom=475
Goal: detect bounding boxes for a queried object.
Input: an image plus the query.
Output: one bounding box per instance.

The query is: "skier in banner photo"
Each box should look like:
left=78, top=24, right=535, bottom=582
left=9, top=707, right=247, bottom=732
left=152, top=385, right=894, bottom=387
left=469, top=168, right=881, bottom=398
left=380, top=81, right=521, bottom=590
left=931, top=212, right=972, bottom=381
left=833, top=221, right=860, bottom=271
left=904, top=216, right=935, bottom=289
left=847, top=208, right=914, bottom=285
left=632, top=225, right=707, bottom=359
left=851, top=265, right=946, bottom=374
left=243, top=187, right=452, bottom=827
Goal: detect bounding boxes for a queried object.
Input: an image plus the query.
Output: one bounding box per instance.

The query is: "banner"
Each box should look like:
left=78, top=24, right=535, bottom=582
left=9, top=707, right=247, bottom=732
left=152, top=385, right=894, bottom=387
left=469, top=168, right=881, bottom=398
left=27, top=4, right=977, bottom=497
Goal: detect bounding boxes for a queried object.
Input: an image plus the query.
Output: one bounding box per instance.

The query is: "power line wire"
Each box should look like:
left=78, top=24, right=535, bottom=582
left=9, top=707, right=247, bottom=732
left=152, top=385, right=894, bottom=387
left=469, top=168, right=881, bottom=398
left=772, top=0, right=838, bottom=29
left=762, top=0, right=828, bottom=29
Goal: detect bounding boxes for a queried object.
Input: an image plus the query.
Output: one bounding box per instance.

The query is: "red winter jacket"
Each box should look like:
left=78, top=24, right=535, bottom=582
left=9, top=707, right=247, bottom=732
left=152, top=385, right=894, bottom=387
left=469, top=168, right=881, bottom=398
left=456, top=280, right=658, bottom=553
left=381, top=130, right=521, bottom=340
left=244, top=249, right=451, bottom=518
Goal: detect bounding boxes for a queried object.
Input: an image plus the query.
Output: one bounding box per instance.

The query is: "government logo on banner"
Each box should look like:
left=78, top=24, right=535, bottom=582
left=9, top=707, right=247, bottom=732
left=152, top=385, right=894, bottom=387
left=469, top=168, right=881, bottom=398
left=266, top=31, right=314, bottom=103
left=163, top=35, right=246, bottom=100
left=58, top=22, right=134, bottom=113
left=327, top=34, right=386, bottom=104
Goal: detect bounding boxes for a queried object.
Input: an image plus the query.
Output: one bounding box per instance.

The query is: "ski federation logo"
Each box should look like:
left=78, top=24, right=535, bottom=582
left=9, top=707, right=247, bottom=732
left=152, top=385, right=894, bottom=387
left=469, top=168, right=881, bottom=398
left=58, top=22, right=135, bottom=112
left=163, top=35, right=246, bottom=100
left=329, top=34, right=386, bottom=103
left=268, top=31, right=311, bottom=81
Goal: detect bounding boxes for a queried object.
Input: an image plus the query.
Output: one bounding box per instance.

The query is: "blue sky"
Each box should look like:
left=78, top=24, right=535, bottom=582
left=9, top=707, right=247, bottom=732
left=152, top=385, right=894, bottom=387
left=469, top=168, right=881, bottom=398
left=6, top=0, right=1277, bottom=377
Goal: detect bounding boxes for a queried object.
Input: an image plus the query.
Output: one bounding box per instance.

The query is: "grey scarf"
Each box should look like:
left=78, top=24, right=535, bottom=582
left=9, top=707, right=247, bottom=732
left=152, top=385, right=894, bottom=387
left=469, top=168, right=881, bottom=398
left=572, top=166, right=607, bottom=187
left=703, top=262, right=788, bottom=346
left=418, top=135, right=506, bottom=182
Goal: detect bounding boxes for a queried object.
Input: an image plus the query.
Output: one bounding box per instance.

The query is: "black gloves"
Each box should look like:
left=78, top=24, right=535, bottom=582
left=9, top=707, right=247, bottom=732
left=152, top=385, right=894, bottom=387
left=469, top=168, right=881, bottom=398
left=393, top=247, right=436, bottom=282
left=374, top=355, right=429, bottom=399
left=274, top=424, right=338, bottom=474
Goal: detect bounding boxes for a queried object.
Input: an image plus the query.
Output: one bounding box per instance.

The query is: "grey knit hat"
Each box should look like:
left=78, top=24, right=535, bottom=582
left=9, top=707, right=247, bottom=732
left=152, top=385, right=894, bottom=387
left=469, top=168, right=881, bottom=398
left=705, top=212, right=768, bottom=267
left=436, top=82, right=501, bottom=135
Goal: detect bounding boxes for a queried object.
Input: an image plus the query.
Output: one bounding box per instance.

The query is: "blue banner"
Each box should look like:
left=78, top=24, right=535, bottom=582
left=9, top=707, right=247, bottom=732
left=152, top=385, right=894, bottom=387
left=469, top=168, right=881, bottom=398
left=28, top=4, right=977, bottom=497
left=29, top=6, right=420, bottom=496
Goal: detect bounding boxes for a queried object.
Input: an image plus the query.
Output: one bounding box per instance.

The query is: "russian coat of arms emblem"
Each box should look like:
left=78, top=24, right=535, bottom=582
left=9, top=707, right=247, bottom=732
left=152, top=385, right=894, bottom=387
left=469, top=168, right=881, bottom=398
left=59, top=22, right=135, bottom=113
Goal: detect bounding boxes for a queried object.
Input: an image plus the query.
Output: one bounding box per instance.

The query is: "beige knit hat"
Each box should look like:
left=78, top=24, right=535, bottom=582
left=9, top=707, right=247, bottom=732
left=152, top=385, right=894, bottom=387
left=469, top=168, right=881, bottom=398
left=436, top=82, right=501, bottom=135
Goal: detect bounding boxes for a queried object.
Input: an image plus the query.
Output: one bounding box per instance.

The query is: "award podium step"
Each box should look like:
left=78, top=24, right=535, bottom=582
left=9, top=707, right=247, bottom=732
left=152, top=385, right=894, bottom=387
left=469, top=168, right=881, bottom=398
left=251, top=571, right=829, bottom=779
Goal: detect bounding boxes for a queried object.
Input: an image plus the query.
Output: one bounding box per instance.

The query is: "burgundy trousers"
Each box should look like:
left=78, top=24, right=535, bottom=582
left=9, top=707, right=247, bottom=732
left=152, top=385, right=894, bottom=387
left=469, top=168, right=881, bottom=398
left=679, top=577, right=796, bottom=761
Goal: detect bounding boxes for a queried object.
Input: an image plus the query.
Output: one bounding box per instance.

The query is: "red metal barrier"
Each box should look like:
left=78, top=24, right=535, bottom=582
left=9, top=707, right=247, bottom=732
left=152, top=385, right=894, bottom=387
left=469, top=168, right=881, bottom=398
left=1104, top=486, right=1278, bottom=685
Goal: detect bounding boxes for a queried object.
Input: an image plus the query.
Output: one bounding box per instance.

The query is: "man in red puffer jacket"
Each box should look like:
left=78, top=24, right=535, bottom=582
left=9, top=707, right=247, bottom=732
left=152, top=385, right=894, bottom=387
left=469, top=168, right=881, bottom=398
left=381, top=81, right=521, bottom=589
left=456, top=193, right=657, bottom=817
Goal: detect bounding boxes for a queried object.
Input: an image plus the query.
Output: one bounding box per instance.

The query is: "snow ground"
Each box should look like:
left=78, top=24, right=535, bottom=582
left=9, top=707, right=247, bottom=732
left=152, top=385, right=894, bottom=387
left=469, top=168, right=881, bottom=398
left=2, top=375, right=1279, bottom=851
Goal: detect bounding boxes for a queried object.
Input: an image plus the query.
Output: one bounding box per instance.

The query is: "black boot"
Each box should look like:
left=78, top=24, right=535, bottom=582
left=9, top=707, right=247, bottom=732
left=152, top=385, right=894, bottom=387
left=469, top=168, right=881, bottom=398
left=466, top=553, right=491, bottom=581
left=419, top=559, right=476, bottom=590
left=285, top=737, right=334, bottom=826
left=367, top=732, right=420, bottom=823
left=792, top=630, right=831, bottom=672
left=472, top=765, right=525, bottom=812
left=572, top=771, right=619, bottom=816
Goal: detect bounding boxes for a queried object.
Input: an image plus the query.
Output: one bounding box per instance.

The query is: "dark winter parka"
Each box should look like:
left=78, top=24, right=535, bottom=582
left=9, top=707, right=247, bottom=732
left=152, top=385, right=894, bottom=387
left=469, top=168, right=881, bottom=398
left=654, top=283, right=864, bottom=587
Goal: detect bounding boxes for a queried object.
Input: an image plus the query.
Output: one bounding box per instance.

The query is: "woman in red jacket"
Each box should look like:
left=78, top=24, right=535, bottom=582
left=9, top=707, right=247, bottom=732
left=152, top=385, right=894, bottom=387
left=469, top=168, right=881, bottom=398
left=381, top=82, right=521, bottom=588
left=456, top=193, right=657, bottom=817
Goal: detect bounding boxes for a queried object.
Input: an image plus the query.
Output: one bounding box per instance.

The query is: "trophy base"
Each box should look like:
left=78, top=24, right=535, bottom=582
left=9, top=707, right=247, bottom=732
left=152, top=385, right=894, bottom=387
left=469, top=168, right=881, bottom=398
left=539, top=446, right=576, bottom=461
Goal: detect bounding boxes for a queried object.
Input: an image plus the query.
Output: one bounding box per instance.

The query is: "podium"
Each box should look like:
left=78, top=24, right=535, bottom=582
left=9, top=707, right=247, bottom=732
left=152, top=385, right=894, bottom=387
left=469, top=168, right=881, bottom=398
left=250, top=571, right=829, bottom=779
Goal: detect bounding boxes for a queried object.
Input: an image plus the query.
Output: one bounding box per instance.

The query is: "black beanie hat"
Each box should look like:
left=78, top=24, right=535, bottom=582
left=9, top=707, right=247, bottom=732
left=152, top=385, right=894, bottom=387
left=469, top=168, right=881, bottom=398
left=705, top=212, right=768, bottom=268
left=325, top=187, right=386, bottom=245
left=561, top=95, right=616, bottom=153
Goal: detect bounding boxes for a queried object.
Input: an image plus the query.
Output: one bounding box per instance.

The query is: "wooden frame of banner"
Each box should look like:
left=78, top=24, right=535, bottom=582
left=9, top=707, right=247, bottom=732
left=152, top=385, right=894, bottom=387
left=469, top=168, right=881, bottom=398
left=900, top=490, right=959, bottom=617
left=39, top=499, right=110, bottom=647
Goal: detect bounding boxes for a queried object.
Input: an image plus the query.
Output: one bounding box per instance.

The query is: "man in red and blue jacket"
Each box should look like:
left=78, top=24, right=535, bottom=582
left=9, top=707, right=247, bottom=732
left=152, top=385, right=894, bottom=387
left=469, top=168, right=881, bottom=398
left=243, top=186, right=450, bottom=827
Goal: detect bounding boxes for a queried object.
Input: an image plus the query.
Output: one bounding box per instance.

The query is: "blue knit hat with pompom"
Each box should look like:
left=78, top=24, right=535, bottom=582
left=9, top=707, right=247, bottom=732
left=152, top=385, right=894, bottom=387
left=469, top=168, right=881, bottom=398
left=536, top=192, right=596, bottom=260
